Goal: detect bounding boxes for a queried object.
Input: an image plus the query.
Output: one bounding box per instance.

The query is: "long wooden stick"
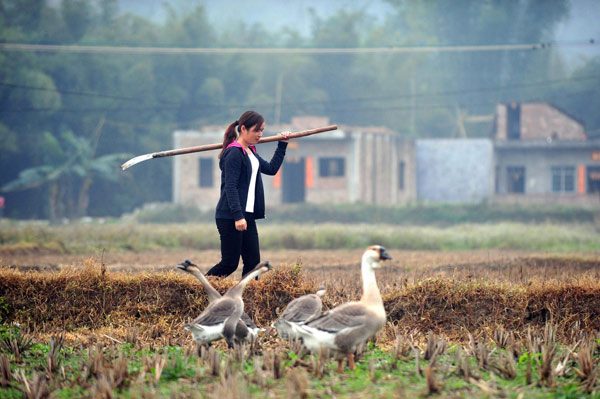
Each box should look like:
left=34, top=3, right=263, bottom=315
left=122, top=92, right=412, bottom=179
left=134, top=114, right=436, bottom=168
left=121, top=124, right=338, bottom=170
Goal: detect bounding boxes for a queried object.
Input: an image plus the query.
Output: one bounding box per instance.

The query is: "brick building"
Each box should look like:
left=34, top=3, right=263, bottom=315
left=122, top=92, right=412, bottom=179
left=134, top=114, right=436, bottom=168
left=493, top=102, right=600, bottom=205
left=173, top=116, right=416, bottom=210
left=172, top=104, right=600, bottom=209
left=494, top=102, right=586, bottom=141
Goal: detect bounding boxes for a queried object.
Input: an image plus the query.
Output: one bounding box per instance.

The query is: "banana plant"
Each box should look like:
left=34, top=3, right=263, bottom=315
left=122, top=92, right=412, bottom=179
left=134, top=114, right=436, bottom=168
left=2, top=118, right=131, bottom=221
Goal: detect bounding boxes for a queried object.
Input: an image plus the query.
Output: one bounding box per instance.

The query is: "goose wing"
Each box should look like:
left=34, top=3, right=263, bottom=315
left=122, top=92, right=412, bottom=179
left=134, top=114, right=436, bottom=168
left=192, top=298, right=238, bottom=326
left=305, top=302, right=366, bottom=333
left=280, top=294, right=322, bottom=323
left=240, top=312, right=258, bottom=328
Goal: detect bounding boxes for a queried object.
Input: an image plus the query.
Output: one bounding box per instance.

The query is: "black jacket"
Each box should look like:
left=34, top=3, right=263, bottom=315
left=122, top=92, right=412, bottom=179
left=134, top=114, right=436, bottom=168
left=215, top=141, right=287, bottom=220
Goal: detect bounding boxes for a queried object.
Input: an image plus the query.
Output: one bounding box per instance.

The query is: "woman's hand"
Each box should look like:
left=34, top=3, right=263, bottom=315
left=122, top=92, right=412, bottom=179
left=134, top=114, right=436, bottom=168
left=235, top=218, right=247, bottom=231
left=279, top=131, right=290, bottom=143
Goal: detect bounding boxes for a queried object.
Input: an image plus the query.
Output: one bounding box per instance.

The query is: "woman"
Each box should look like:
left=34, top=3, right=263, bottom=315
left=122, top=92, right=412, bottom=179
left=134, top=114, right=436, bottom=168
left=206, top=110, right=289, bottom=278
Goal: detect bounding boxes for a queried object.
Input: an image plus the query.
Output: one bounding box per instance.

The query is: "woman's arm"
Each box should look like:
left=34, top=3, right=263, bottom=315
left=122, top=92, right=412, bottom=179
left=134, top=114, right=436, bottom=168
left=257, top=141, right=288, bottom=175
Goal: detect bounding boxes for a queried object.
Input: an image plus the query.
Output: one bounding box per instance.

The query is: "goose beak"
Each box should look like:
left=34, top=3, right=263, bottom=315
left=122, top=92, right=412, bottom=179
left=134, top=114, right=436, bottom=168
left=263, top=260, right=272, bottom=271
left=379, top=247, right=392, bottom=261
left=177, top=259, right=194, bottom=270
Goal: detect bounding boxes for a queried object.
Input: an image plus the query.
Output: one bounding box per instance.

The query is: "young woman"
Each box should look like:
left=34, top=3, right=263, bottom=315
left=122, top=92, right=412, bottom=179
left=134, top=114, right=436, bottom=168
left=206, top=110, right=289, bottom=278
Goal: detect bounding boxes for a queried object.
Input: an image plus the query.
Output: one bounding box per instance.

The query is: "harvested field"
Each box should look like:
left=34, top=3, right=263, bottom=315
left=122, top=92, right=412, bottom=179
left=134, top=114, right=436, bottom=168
left=1, top=249, right=599, bottom=345
left=2, top=249, right=599, bottom=287
left=2, top=248, right=600, bottom=398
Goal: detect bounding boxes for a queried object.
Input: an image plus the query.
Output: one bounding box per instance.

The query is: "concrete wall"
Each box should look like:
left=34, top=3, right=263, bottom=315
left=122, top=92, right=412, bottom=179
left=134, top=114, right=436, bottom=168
left=353, top=133, right=416, bottom=204
left=173, top=130, right=223, bottom=210
left=494, top=147, right=580, bottom=195
left=416, top=139, right=494, bottom=202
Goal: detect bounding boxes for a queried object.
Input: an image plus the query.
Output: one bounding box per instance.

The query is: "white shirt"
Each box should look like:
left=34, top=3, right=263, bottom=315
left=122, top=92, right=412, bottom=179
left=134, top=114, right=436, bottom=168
left=245, top=150, right=259, bottom=213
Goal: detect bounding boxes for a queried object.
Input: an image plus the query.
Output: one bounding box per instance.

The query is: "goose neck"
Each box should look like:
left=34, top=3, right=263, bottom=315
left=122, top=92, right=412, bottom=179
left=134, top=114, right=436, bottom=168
left=227, top=268, right=262, bottom=298
left=194, top=271, right=221, bottom=300
left=360, top=258, right=382, bottom=306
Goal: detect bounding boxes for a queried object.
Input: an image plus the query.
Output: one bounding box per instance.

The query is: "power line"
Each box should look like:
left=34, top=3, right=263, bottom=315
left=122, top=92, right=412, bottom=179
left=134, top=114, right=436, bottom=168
left=2, top=75, right=598, bottom=113
left=3, top=88, right=594, bottom=116
left=317, top=89, right=597, bottom=114
left=0, top=40, right=597, bottom=55
left=300, top=75, right=600, bottom=105
left=0, top=82, right=180, bottom=105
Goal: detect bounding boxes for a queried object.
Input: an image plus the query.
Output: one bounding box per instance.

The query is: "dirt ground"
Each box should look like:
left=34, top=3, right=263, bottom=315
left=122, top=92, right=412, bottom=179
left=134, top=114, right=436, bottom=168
left=2, top=248, right=599, bottom=279
left=0, top=248, right=556, bottom=269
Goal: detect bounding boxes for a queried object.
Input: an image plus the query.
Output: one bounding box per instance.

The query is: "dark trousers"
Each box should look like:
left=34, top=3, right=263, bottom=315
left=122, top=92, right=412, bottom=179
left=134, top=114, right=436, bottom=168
left=206, top=216, right=260, bottom=278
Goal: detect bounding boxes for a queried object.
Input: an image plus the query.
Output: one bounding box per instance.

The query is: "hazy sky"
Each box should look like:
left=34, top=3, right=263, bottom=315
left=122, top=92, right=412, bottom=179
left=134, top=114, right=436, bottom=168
left=119, top=0, right=391, bottom=30
left=115, top=0, right=600, bottom=64
left=554, top=0, right=600, bottom=64
left=119, top=0, right=598, bottom=36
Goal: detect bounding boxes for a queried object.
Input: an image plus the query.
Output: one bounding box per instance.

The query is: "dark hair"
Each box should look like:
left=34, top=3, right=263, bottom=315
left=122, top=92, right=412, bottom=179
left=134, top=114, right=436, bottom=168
left=219, top=110, right=264, bottom=158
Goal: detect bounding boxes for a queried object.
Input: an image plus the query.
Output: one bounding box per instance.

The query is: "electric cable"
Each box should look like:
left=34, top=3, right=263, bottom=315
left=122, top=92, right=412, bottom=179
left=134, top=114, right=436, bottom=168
left=0, top=40, right=597, bottom=55
left=1, top=75, right=597, bottom=113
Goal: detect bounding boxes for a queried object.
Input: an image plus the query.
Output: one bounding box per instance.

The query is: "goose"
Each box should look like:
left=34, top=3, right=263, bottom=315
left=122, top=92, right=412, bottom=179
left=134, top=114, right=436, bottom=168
left=178, top=259, right=264, bottom=342
left=272, top=286, right=326, bottom=340
left=182, top=260, right=272, bottom=347
left=284, top=245, right=392, bottom=372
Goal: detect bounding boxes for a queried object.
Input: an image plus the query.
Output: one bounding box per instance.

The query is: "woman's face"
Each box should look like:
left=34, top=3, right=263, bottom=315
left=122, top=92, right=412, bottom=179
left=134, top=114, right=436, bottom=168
left=242, top=121, right=265, bottom=144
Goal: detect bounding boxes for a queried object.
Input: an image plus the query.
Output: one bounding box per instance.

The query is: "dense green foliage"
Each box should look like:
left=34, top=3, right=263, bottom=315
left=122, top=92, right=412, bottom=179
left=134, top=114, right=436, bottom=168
left=1, top=0, right=598, bottom=220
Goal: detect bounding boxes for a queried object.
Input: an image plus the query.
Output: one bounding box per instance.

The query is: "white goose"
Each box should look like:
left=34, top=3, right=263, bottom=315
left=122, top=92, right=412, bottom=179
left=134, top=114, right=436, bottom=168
left=286, top=245, right=391, bottom=372
left=183, top=260, right=272, bottom=347
left=272, top=286, right=325, bottom=340
left=178, top=259, right=264, bottom=342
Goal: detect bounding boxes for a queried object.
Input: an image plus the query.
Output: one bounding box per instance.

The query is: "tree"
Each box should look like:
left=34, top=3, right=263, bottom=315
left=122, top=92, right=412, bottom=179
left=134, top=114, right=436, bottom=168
left=1, top=121, right=131, bottom=221
left=381, top=0, right=570, bottom=136
left=61, top=0, right=93, bottom=42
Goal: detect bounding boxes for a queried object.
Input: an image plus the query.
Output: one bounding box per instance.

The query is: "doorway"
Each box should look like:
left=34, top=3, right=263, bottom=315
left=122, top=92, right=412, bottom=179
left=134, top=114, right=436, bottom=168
left=506, top=166, right=525, bottom=193
left=282, top=157, right=305, bottom=203
left=587, top=166, right=600, bottom=193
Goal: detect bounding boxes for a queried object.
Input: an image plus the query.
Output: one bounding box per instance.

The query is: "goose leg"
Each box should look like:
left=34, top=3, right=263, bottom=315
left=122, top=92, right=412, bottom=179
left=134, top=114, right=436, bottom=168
left=347, top=353, right=355, bottom=371
left=337, top=359, right=344, bottom=373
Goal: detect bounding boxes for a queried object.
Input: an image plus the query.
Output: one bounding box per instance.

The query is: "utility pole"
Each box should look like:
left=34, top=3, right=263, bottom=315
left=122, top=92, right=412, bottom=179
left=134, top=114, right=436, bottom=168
left=410, top=78, right=416, bottom=135
left=274, top=72, right=284, bottom=125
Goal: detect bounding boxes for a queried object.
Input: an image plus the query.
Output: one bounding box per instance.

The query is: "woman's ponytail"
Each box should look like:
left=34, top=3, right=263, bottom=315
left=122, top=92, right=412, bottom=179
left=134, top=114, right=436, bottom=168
left=219, top=120, right=239, bottom=159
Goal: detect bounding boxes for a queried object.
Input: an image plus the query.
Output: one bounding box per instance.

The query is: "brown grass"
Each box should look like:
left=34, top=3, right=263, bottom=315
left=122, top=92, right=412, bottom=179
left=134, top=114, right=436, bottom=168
left=1, top=255, right=599, bottom=346
left=0, top=260, right=315, bottom=345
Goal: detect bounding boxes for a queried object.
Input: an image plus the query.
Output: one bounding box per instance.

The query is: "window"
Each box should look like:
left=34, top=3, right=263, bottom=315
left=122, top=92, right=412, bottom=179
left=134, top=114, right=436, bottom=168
left=398, top=161, right=405, bottom=190
left=198, top=158, right=213, bottom=187
left=551, top=166, right=575, bottom=193
left=319, top=157, right=345, bottom=177
left=506, top=166, right=525, bottom=193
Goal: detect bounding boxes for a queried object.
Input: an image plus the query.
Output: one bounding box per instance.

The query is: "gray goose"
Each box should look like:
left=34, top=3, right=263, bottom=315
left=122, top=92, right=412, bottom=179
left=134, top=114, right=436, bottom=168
left=272, top=286, right=325, bottom=340
left=284, top=245, right=391, bottom=372
left=182, top=260, right=272, bottom=347
left=178, top=259, right=264, bottom=342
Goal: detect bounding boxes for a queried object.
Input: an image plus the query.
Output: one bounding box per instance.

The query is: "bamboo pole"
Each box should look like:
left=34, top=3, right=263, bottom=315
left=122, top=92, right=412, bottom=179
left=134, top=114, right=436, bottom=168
left=120, top=125, right=338, bottom=170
